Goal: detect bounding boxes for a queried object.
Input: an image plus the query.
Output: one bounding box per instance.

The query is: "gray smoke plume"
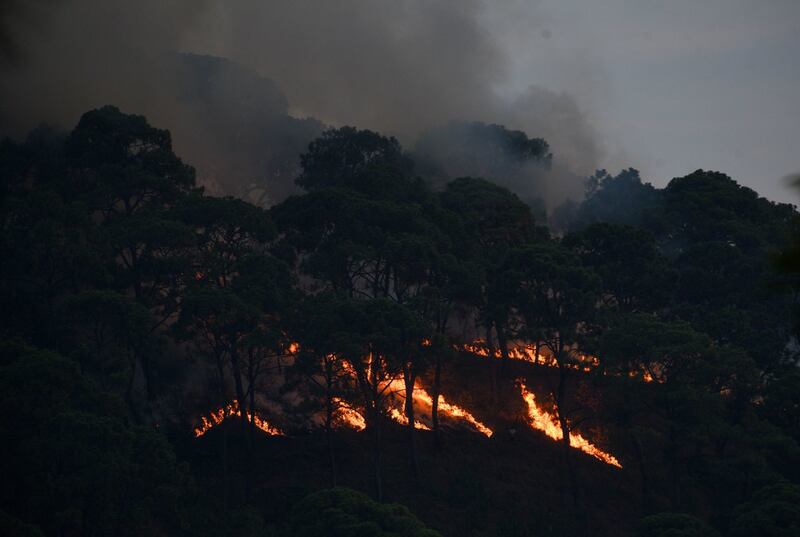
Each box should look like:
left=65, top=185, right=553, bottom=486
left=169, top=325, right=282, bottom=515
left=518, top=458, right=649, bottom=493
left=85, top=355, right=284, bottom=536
left=0, top=0, right=604, bottom=210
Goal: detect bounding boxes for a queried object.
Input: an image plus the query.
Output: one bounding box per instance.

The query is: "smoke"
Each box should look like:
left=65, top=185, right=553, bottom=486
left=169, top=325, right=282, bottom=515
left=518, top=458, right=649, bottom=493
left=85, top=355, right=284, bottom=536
left=0, top=0, right=205, bottom=134
left=412, top=86, right=600, bottom=213
left=784, top=173, right=800, bottom=188
left=0, top=1, right=323, bottom=203
left=164, top=53, right=323, bottom=202
left=500, top=86, right=602, bottom=211
left=0, top=0, right=604, bottom=209
left=0, top=0, right=57, bottom=64
left=189, top=1, right=507, bottom=139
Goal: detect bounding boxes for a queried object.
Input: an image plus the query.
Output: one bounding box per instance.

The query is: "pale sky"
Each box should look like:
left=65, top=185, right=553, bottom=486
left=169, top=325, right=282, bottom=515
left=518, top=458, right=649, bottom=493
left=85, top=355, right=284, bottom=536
left=486, top=0, right=800, bottom=204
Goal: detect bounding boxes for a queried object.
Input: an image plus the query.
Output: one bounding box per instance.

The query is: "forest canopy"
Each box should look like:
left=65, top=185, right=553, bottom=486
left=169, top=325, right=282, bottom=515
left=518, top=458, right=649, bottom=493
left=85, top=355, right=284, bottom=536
left=1, top=105, right=799, bottom=537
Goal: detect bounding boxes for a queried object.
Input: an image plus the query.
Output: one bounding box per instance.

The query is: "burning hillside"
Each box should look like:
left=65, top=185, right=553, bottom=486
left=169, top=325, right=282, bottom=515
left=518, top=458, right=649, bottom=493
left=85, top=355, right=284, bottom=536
left=193, top=400, right=284, bottom=437
left=191, top=346, right=630, bottom=470
left=193, top=348, right=494, bottom=438
left=518, top=381, right=621, bottom=468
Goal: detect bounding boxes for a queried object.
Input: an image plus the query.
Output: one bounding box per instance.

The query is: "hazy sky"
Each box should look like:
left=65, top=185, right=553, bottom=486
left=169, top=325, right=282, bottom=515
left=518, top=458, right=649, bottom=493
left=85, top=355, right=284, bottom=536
left=486, top=0, right=800, bottom=203
left=2, top=0, right=798, bottom=204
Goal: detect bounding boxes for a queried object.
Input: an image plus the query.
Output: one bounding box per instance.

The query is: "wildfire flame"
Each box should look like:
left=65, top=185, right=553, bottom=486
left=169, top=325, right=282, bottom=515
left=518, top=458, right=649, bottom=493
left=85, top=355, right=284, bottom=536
left=630, top=368, right=658, bottom=383
left=389, top=407, right=432, bottom=430
left=462, top=340, right=660, bottom=383
left=332, top=397, right=367, bottom=430
left=460, top=340, right=599, bottom=372
left=333, top=360, right=492, bottom=436
left=411, top=387, right=494, bottom=437
left=193, top=399, right=283, bottom=437
left=518, top=381, right=621, bottom=468
left=383, top=376, right=493, bottom=437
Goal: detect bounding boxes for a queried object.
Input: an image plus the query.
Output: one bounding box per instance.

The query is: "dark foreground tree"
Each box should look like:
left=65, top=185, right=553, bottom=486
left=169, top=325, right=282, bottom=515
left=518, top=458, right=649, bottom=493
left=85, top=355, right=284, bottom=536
left=289, top=488, right=442, bottom=537
left=637, top=512, right=720, bottom=537
left=729, top=482, right=800, bottom=537
left=0, top=342, right=189, bottom=537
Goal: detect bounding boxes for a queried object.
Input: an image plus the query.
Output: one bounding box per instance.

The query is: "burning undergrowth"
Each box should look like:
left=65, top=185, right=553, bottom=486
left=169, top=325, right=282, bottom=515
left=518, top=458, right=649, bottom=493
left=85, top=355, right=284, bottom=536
left=194, top=399, right=284, bottom=437
left=518, top=380, right=621, bottom=468
left=191, top=341, right=626, bottom=469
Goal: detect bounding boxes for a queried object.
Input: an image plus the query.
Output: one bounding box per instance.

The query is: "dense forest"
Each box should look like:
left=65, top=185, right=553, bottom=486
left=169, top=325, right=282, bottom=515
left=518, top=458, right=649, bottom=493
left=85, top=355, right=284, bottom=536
left=1, top=104, right=800, bottom=537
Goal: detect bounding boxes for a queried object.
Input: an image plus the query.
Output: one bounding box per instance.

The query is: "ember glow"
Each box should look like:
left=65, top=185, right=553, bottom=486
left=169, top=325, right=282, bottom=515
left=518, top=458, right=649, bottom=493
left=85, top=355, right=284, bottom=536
left=461, top=340, right=549, bottom=362
left=460, top=340, right=599, bottom=372
left=384, top=376, right=493, bottom=436
left=462, top=340, right=660, bottom=383
left=333, top=397, right=367, bottom=430
left=336, top=359, right=493, bottom=436
left=193, top=400, right=283, bottom=437
left=412, top=388, right=494, bottom=437
left=630, top=368, right=658, bottom=383
left=518, top=381, right=621, bottom=468
left=389, top=407, right=432, bottom=430
left=192, top=355, right=490, bottom=439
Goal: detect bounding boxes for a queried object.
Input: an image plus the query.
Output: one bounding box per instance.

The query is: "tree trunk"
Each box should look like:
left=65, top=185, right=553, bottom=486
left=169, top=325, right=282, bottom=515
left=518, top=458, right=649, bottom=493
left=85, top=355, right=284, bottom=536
left=140, top=350, right=155, bottom=404
left=403, top=364, right=420, bottom=478
left=631, top=433, right=651, bottom=514
left=356, top=353, right=384, bottom=501
left=215, top=354, right=229, bottom=513
left=486, top=321, right=498, bottom=405
left=496, top=322, right=510, bottom=369
left=325, top=364, right=338, bottom=486
left=128, top=336, right=153, bottom=419
left=555, top=353, right=580, bottom=512
left=371, top=408, right=383, bottom=501
left=222, top=424, right=229, bottom=513
left=229, top=345, right=251, bottom=502
left=229, top=347, right=249, bottom=431
left=432, top=355, right=442, bottom=452
left=559, top=418, right=580, bottom=513
left=125, top=354, right=146, bottom=422
left=668, top=425, right=681, bottom=509
left=246, top=363, right=258, bottom=502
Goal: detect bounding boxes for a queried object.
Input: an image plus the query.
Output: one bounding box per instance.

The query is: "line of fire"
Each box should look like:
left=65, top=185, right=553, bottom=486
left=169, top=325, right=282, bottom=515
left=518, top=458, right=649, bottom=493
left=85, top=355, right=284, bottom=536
left=192, top=338, right=648, bottom=469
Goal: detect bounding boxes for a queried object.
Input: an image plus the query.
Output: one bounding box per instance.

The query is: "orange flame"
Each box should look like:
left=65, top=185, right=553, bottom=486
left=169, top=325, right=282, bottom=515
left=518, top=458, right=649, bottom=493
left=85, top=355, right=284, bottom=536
left=389, top=407, right=432, bottom=430
left=518, top=381, right=621, bottom=468
left=459, top=340, right=598, bottom=372
left=193, top=399, right=283, bottom=437
left=630, top=368, right=658, bottom=383
left=332, top=397, right=367, bottom=430
left=389, top=376, right=493, bottom=436
left=411, top=388, right=493, bottom=437
left=462, top=340, right=660, bottom=382
left=335, top=359, right=492, bottom=436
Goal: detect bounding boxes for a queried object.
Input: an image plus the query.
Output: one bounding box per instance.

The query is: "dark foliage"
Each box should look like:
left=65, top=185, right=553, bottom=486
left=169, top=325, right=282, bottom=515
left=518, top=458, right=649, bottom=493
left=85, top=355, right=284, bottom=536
left=1, top=107, right=798, bottom=537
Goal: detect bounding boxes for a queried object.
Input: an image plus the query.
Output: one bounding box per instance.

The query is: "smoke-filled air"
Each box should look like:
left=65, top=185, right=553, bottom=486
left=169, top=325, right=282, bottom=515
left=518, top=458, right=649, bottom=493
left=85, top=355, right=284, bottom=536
left=1, top=1, right=604, bottom=210
left=1, top=2, right=800, bottom=537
